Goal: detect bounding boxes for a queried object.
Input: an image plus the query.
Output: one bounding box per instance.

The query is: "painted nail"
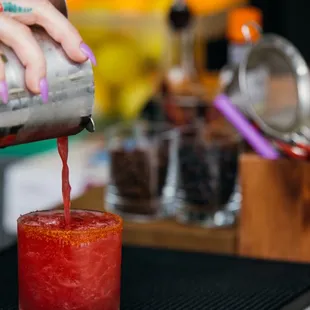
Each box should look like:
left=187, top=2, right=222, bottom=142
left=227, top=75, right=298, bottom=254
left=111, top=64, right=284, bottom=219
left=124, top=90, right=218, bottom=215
left=0, top=81, right=8, bottom=104
left=80, top=42, right=97, bottom=66
left=39, top=78, right=49, bottom=104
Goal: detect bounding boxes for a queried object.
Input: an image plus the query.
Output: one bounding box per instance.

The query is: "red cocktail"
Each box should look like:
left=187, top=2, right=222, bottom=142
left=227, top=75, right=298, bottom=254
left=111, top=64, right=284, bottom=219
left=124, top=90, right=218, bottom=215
left=18, top=209, right=123, bottom=310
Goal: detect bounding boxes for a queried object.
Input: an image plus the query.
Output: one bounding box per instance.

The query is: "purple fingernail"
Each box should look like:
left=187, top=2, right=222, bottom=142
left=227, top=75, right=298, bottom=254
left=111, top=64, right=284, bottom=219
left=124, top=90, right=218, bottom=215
left=0, top=81, right=8, bottom=104
left=39, top=78, right=49, bottom=104
left=80, top=42, right=97, bottom=66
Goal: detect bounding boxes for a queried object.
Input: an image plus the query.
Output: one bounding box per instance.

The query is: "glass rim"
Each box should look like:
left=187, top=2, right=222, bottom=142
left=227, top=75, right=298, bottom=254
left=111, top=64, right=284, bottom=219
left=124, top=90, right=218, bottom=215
left=179, top=123, right=241, bottom=146
left=105, top=120, right=179, bottom=140
left=18, top=209, right=123, bottom=243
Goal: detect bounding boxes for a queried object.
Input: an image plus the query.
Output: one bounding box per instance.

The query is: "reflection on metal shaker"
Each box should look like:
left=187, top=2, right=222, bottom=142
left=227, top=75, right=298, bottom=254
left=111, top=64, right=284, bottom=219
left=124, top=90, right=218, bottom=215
left=0, top=0, right=95, bottom=148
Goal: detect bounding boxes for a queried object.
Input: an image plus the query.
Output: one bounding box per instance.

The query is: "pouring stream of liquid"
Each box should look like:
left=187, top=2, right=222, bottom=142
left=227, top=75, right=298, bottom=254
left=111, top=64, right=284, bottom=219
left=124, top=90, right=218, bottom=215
left=57, top=137, right=71, bottom=226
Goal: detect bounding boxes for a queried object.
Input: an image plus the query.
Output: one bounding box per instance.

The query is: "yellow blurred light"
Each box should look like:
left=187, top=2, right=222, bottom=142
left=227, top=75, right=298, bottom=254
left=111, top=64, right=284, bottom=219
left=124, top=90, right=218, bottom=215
left=67, top=0, right=173, bottom=13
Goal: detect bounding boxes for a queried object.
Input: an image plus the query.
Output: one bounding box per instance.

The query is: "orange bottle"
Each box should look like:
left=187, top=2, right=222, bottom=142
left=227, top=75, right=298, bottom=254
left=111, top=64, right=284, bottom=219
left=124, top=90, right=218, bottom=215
left=226, top=6, right=262, bottom=65
left=220, top=6, right=262, bottom=89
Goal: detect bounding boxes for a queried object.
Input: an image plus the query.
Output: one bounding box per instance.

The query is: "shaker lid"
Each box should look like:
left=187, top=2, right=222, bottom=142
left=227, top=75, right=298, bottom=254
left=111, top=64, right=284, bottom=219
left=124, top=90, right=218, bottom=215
left=239, top=32, right=310, bottom=144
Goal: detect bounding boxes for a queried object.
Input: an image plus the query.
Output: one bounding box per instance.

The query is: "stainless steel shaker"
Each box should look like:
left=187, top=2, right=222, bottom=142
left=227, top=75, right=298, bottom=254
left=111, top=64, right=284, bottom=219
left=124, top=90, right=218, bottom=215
left=0, top=0, right=95, bottom=148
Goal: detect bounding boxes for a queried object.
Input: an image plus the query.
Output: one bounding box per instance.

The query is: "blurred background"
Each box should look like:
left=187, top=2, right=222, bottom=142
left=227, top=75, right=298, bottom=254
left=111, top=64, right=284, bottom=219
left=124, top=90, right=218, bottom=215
left=0, top=0, right=308, bottom=261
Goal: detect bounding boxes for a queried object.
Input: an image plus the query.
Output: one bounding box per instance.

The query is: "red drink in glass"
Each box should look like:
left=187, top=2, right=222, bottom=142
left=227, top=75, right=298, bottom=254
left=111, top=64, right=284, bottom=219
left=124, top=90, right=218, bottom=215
left=18, top=210, right=123, bottom=310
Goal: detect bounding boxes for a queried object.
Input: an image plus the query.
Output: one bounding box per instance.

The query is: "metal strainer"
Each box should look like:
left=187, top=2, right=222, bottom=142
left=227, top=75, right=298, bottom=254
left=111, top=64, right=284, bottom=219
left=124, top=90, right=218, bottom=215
left=225, top=23, right=310, bottom=148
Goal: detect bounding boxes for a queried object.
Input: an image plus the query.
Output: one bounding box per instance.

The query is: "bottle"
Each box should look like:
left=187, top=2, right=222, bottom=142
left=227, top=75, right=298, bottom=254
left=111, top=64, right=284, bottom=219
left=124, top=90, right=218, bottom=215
left=163, top=0, right=210, bottom=126
left=0, top=0, right=95, bottom=148
left=220, top=6, right=262, bottom=91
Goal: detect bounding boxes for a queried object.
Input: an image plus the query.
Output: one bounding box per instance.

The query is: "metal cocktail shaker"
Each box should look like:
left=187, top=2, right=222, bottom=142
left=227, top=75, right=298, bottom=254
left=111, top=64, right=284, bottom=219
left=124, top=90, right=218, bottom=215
left=0, top=0, right=95, bottom=148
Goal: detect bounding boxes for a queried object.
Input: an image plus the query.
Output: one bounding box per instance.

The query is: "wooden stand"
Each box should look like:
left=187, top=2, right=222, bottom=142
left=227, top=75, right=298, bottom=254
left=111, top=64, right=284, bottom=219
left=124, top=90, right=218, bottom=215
left=239, top=154, right=310, bottom=262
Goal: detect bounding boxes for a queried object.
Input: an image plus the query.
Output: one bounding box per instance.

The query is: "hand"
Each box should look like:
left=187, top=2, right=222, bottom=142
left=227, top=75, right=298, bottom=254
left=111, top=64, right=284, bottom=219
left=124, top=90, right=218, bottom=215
left=0, top=0, right=96, bottom=103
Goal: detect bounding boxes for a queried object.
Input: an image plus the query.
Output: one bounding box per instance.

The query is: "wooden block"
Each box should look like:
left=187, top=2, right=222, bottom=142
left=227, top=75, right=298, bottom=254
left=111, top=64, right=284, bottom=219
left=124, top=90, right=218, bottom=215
left=238, top=153, right=310, bottom=262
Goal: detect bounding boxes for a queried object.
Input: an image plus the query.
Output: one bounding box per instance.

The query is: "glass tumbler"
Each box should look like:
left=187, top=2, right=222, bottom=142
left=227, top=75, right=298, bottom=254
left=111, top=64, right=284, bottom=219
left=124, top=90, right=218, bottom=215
left=18, top=210, right=123, bottom=310
left=176, top=123, right=240, bottom=227
left=105, top=121, right=179, bottom=221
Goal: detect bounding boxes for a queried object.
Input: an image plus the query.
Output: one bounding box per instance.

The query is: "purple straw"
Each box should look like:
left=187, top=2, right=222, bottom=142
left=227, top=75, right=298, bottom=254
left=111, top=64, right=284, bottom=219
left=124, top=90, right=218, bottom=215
left=214, top=94, right=280, bottom=160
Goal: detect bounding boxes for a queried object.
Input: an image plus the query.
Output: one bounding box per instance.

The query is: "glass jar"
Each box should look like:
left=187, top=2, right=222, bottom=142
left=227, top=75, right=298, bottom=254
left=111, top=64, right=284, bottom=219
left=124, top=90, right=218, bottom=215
left=105, top=121, right=179, bottom=222
left=176, top=122, right=240, bottom=227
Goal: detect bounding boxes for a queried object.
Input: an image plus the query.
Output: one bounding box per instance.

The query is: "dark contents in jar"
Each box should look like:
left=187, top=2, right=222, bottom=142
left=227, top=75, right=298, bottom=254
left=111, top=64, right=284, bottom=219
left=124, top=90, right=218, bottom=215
left=178, top=128, right=239, bottom=208
left=109, top=143, right=170, bottom=215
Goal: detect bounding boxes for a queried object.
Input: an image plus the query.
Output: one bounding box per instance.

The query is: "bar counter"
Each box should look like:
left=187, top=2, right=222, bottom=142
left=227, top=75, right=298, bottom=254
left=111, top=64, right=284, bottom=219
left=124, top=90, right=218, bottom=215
left=3, top=243, right=310, bottom=309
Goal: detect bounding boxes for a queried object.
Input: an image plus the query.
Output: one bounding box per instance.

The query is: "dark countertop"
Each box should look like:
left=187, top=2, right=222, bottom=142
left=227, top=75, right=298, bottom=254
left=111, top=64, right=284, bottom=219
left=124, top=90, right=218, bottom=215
left=2, top=245, right=310, bottom=310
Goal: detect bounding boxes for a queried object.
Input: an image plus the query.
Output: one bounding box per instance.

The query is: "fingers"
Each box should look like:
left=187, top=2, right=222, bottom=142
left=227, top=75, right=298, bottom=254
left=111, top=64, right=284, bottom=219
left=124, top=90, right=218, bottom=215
left=0, top=0, right=96, bottom=104
left=6, top=0, right=96, bottom=65
left=0, top=14, right=48, bottom=102
left=0, top=53, right=8, bottom=104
